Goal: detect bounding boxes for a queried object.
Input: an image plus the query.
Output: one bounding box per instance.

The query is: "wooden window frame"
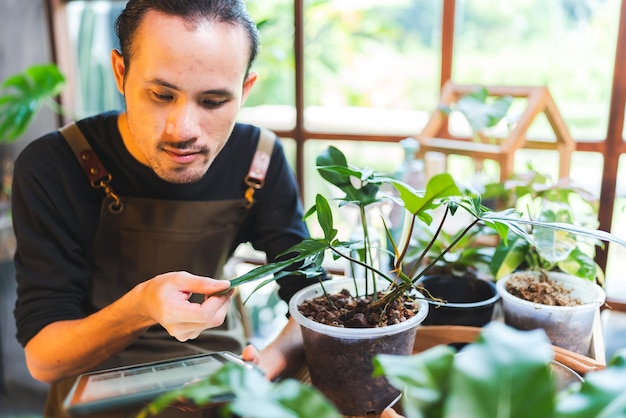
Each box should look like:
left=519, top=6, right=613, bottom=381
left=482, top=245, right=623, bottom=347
left=47, top=0, right=626, bottom=307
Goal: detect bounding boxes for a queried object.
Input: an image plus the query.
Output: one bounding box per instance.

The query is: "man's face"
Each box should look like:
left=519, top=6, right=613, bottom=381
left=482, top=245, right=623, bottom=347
left=112, top=10, right=256, bottom=184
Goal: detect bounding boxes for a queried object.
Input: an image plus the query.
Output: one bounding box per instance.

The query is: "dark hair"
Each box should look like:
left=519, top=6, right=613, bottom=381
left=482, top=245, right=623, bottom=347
left=115, top=0, right=260, bottom=75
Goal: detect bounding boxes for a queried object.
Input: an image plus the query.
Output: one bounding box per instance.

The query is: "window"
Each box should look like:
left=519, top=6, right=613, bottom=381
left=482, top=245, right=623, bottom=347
left=51, top=0, right=626, bottom=302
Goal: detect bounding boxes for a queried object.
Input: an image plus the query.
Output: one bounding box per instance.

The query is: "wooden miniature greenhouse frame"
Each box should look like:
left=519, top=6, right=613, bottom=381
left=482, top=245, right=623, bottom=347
left=416, top=81, right=576, bottom=182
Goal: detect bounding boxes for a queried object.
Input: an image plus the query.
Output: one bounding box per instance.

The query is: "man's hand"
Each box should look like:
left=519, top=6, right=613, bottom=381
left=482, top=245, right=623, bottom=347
left=241, top=318, right=305, bottom=381
left=135, top=271, right=233, bottom=341
left=24, top=271, right=233, bottom=383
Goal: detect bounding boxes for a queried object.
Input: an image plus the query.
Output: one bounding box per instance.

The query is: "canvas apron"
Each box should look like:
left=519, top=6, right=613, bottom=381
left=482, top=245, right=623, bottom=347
left=43, top=123, right=274, bottom=417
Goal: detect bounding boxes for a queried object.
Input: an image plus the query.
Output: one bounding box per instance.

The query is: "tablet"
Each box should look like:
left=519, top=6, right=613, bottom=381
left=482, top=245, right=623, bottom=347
left=63, top=351, right=256, bottom=416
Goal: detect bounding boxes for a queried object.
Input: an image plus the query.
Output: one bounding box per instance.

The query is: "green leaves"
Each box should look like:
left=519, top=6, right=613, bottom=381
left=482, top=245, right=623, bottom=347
left=316, top=145, right=388, bottom=207
left=140, top=362, right=342, bottom=418
left=0, top=64, right=66, bottom=142
left=439, top=86, right=512, bottom=142
left=376, top=323, right=557, bottom=418
left=489, top=213, right=626, bottom=280
left=556, top=352, right=626, bottom=418
left=141, top=326, right=626, bottom=418
left=390, top=173, right=461, bottom=224
left=374, top=345, right=455, bottom=418
left=228, top=238, right=329, bottom=288
left=229, top=191, right=355, bottom=293
left=490, top=233, right=530, bottom=279
left=314, top=193, right=337, bottom=242
left=229, top=143, right=626, bottom=305
left=445, top=324, right=555, bottom=418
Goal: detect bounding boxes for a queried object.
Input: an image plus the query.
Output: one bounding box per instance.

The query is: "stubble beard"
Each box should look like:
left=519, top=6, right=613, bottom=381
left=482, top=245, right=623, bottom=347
left=148, top=152, right=212, bottom=184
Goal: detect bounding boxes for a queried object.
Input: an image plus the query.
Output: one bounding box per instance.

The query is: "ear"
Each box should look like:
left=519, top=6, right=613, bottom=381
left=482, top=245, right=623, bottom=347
left=240, top=72, right=257, bottom=105
left=111, top=49, right=126, bottom=94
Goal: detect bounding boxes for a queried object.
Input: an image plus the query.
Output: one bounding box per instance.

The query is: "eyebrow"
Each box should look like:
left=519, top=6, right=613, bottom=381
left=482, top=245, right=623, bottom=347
left=149, top=78, right=234, bottom=97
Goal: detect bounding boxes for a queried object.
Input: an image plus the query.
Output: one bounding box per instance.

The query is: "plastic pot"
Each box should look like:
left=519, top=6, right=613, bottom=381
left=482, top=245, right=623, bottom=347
left=289, top=278, right=429, bottom=416
left=496, top=272, right=605, bottom=355
left=417, top=274, right=500, bottom=327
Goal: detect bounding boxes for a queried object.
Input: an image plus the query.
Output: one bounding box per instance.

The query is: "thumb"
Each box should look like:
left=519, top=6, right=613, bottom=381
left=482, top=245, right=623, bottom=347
left=177, top=273, right=231, bottom=294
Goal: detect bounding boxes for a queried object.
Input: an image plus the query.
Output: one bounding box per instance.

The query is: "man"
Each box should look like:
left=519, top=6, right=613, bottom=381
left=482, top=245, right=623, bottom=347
left=12, top=0, right=315, bottom=415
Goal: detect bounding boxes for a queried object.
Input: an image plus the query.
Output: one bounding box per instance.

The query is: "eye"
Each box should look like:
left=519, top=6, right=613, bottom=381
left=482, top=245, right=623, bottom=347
left=151, top=91, right=174, bottom=102
left=201, top=98, right=227, bottom=109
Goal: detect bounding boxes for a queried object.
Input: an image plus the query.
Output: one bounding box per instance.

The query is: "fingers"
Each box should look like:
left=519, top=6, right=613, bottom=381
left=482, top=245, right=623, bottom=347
left=142, top=272, right=235, bottom=341
left=173, top=272, right=231, bottom=295
left=167, top=291, right=234, bottom=341
left=242, top=345, right=260, bottom=365
left=381, top=407, right=405, bottom=418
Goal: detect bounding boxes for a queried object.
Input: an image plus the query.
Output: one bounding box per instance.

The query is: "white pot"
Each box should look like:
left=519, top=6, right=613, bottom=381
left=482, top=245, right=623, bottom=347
left=496, top=272, right=605, bottom=355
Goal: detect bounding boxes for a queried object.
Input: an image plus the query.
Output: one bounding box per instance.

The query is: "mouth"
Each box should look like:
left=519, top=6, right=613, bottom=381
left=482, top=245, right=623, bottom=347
left=161, top=146, right=208, bottom=165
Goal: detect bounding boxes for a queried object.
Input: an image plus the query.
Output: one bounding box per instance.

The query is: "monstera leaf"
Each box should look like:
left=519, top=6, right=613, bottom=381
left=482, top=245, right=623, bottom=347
left=0, top=63, right=66, bottom=142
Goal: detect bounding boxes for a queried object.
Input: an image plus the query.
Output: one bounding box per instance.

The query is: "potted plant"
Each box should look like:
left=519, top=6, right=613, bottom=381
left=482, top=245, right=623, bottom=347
left=496, top=270, right=605, bottom=355
left=0, top=63, right=66, bottom=279
left=438, top=85, right=513, bottom=149
left=487, top=164, right=601, bottom=281
left=486, top=166, right=609, bottom=355
left=375, top=322, right=626, bottom=418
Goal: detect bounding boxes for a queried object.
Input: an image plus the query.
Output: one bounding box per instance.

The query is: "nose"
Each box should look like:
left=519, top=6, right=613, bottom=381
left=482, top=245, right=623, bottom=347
left=165, top=102, right=202, bottom=141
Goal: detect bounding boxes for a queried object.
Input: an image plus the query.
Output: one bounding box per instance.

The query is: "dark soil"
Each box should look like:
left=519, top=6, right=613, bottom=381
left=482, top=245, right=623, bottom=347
left=505, top=270, right=581, bottom=306
left=297, top=287, right=420, bottom=328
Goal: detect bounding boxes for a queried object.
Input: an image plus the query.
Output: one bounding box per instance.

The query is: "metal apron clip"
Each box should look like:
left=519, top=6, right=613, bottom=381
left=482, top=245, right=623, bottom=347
left=244, top=128, right=276, bottom=208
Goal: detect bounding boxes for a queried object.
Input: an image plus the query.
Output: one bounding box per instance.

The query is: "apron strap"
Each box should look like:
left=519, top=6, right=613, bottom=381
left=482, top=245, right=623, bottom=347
left=59, top=122, right=276, bottom=208
left=59, top=122, right=122, bottom=211
left=244, top=127, right=276, bottom=207
left=59, top=123, right=111, bottom=186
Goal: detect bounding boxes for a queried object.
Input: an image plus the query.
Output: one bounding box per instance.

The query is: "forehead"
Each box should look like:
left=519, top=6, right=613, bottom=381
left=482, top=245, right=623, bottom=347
left=129, top=10, right=250, bottom=82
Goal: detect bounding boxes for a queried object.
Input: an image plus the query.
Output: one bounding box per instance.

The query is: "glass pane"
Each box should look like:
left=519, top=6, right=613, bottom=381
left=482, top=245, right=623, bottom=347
left=66, top=1, right=126, bottom=119
left=453, top=0, right=620, bottom=140
left=606, top=154, right=626, bottom=300
left=302, top=0, right=443, bottom=136
left=239, top=0, right=296, bottom=130
left=277, top=137, right=296, bottom=172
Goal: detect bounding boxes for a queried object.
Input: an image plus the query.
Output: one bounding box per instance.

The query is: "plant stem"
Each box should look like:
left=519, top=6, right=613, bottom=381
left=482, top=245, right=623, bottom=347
left=330, top=246, right=393, bottom=285
left=359, top=204, right=376, bottom=296
left=395, top=213, right=417, bottom=271
left=368, top=281, right=409, bottom=310
left=407, top=206, right=451, bottom=278
left=411, top=217, right=481, bottom=285
left=318, top=278, right=337, bottom=310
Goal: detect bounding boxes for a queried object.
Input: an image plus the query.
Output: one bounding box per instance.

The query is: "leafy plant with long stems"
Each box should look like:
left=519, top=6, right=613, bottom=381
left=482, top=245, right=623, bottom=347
left=230, top=146, right=626, bottom=313
left=487, top=165, right=606, bottom=282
